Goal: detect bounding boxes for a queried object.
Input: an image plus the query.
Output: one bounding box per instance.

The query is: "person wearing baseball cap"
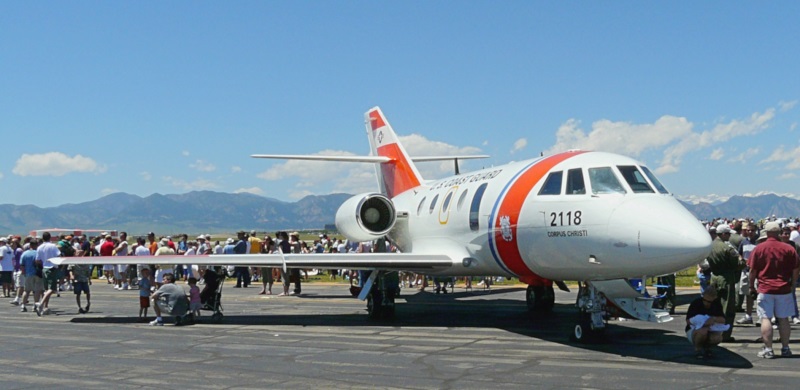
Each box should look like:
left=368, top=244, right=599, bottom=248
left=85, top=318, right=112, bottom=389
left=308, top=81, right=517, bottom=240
left=707, top=223, right=744, bottom=342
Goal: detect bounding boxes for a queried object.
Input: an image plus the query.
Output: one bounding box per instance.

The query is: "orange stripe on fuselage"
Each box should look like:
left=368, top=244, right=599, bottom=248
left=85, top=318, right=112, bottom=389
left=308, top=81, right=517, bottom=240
left=493, top=151, right=586, bottom=276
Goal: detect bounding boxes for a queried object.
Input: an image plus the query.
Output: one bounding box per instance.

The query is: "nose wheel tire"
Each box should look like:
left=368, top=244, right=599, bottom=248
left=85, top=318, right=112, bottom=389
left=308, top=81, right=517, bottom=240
left=571, top=312, right=603, bottom=343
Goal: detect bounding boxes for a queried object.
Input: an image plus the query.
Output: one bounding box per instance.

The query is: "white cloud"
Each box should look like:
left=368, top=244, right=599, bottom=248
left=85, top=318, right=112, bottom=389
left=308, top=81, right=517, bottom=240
left=189, top=159, right=216, bottom=172
left=656, top=108, right=775, bottom=174
left=163, top=176, right=219, bottom=191
left=182, top=151, right=190, bottom=157
left=511, top=138, right=527, bottom=154
left=708, top=148, right=724, bottom=161
left=140, top=171, right=152, bottom=181
left=546, top=116, right=693, bottom=157
left=12, top=152, right=106, bottom=176
left=234, top=187, right=264, bottom=195
left=759, top=145, right=800, bottom=169
left=100, top=188, right=118, bottom=196
left=231, top=166, right=242, bottom=173
left=727, top=147, right=760, bottom=164
left=778, top=173, right=797, bottom=180
left=779, top=100, right=798, bottom=112
left=790, top=122, right=798, bottom=132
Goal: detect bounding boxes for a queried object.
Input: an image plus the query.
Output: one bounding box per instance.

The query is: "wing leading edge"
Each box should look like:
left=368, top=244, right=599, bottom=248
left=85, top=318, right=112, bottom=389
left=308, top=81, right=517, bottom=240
left=50, top=253, right=454, bottom=271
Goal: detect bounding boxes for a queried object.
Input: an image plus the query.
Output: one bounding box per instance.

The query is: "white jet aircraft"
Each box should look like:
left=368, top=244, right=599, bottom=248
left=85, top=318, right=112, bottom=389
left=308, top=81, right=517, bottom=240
left=53, top=107, right=711, bottom=341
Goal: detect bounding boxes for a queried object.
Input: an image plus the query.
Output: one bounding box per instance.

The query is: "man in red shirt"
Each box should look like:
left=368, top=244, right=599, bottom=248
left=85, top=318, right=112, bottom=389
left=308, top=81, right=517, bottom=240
left=749, top=221, right=800, bottom=359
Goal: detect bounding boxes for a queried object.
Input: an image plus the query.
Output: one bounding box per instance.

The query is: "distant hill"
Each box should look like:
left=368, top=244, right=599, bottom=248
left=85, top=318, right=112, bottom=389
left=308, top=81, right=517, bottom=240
left=2, top=191, right=799, bottom=236
left=0, top=191, right=352, bottom=236
left=680, top=194, right=800, bottom=221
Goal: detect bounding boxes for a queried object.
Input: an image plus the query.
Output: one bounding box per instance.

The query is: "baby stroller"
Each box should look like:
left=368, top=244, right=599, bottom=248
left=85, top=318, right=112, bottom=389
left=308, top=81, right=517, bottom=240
left=198, top=267, right=225, bottom=323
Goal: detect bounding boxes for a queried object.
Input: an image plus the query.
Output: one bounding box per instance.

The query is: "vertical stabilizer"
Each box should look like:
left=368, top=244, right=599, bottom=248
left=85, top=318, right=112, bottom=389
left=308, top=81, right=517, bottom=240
left=365, top=107, right=424, bottom=198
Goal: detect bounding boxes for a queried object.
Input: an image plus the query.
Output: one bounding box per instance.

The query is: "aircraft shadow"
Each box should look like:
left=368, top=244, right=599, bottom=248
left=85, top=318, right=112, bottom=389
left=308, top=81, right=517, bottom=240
left=70, top=289, right=753, bottom=369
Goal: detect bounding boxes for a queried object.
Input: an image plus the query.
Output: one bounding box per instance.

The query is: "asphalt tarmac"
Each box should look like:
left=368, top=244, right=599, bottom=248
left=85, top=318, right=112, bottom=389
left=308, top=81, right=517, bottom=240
left=2, top=281, right=798, bottom=389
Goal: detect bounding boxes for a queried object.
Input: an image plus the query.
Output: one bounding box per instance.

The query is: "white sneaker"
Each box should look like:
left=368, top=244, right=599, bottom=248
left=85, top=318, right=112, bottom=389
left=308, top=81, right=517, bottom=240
left=42, top=308, right=52, bottom=315
left=122, top=283, right=129, bottom=290
left=149, top=319, right=164, bottom=326
left=793, top=317, right=800, bottom=325
left=20, top=304, right=27, bottom=312
left=34, top=303, right=42, bottom=317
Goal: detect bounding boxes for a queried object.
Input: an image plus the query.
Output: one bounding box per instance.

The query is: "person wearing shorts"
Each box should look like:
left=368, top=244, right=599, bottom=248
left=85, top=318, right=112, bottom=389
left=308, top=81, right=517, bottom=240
left=748, top=221, right=800, bottom=359
left=685, top=285, right=725, bottom=359
left=69, top=263, right=92, bottom=314
left=139, top=268, right=152, bottom=320
left=149, top=273, right=189, bottom=326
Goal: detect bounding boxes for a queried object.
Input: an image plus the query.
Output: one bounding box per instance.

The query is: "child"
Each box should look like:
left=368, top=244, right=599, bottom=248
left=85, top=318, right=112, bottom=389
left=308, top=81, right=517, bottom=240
left=138, top=268, right=152, bottom=320
left=188, top=277, right=201, bottom=317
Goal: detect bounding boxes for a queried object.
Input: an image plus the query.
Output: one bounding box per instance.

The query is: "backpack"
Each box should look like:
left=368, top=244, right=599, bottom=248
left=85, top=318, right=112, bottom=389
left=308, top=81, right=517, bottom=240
left=58, top=240, right=76, bottom=257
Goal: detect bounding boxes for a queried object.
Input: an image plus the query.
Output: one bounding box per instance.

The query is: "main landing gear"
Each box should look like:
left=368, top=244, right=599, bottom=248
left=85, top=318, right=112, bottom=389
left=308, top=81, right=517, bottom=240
left=571, top=281, right=607, bottom=343
left=363, top=271, right=399, bottom=320
left=525, top=285, right=555, bottom=312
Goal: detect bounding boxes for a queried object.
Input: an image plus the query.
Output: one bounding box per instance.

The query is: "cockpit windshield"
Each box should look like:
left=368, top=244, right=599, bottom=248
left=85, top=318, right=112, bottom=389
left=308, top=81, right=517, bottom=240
left=640, top=166, right=670, bottom=194
left=617, top=165, right=655, bottom=193
left=588, top=167, right=626, bottom=195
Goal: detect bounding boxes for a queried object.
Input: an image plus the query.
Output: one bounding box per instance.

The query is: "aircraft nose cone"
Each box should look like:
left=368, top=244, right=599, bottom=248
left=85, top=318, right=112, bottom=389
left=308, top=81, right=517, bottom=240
left=609, top=196, right=711, bottom=276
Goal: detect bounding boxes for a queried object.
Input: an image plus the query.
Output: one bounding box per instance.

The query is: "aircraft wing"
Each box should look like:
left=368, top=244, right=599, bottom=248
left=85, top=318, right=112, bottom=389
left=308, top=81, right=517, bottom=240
left=50, top=253, right=454, bottom=271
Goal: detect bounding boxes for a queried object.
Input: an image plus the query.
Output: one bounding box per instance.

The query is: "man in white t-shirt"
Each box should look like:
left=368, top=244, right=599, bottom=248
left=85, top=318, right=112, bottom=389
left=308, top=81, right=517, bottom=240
left=788, top=223, right=800, bottom=247
left=0, top=238, right=14, bottom=297
left=35, top=232, right=62, bottom=316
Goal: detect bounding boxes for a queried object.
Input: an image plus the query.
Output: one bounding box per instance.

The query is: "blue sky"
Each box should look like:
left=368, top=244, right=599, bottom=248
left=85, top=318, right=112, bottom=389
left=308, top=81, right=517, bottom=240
left=1, top=2, right=799, bottom=207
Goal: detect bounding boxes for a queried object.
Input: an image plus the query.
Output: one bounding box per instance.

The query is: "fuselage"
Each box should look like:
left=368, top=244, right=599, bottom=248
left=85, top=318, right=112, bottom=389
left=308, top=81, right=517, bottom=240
left=388, top=150, right=711, bottom=281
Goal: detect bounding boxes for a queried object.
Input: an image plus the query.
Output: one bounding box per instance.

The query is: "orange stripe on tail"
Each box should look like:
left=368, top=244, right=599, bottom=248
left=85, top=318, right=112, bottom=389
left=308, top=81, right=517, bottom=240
left=366, top=107, right=423, bottom=198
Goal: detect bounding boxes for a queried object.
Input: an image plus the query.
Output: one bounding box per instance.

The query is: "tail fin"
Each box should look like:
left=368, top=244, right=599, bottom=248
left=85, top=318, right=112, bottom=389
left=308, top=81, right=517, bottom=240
left=365, top=107, right=424, bottom=198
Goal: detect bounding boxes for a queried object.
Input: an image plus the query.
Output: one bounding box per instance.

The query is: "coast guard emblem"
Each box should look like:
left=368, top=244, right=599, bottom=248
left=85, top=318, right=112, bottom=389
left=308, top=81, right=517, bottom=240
left=500, top=215, right=513, bottom=242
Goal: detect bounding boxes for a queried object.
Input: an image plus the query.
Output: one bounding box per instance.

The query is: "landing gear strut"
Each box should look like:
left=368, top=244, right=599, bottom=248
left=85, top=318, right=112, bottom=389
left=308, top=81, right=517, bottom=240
left=571, top=281, right=606, bottom=342
left=526, top=285, right=555, bottom=312
left=363, top=271, right=398, bottom=319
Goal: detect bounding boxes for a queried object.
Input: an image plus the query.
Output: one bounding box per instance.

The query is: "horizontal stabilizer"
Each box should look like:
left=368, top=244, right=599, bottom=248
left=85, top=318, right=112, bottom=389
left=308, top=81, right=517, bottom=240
left=251, top=154, right=489, bottom=163
left=251, top=154, right=390, bottom=163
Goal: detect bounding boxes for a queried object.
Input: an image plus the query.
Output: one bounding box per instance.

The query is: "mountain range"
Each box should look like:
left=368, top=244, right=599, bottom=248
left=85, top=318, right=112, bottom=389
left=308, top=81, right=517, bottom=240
left=1, top=191, right=798, bottom=236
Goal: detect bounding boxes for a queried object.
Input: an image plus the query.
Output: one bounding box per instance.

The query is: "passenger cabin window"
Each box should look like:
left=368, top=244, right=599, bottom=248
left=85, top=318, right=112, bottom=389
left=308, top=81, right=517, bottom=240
left=617, top=165, right=655, bottom=193
left=457, top=189, right=468, bottom=211
left=538, top=171, right=563, bottom=195
left=442, top=192, right=453, bottom=212
left=429, top=194, right=439, bottom=214
left=640, top=166, right=669, bottom=194
left=417, top=197, right=427, bottom=216
left=566, top=168, right=586, bottom=195
left=588, top=167, right=626, bottom=194
left=469, top=183, right=488, bottom=231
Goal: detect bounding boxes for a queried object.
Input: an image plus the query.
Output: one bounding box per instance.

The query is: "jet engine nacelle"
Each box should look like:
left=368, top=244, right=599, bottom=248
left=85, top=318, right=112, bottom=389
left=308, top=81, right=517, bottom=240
left=335, top=193, right=396, bottom=242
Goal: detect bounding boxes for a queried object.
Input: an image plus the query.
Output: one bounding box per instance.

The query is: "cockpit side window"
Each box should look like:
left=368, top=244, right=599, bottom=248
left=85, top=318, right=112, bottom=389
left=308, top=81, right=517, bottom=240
left=469, top=183, right=488, bottom=231
left=566, top=168, right=586, bottom=195
left=538, top=171, right=563, bottom=195
left=617, top=165, right=655, bottom=193
left=588, top=167, right=626, bottom=195
left=640, top=166, right=669, bottom=194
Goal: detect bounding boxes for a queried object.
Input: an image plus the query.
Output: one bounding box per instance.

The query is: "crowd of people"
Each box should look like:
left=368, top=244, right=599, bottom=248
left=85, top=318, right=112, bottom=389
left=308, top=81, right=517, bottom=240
left=689, top=217, right=800, bottom=360
left=0, top=229, right=402, bottom=325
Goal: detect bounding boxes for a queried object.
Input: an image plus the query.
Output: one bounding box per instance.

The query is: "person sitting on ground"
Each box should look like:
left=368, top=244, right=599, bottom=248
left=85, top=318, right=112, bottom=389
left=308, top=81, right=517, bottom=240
left=686, top=285, right=726, bottom=359
left=149, top=273, right=189, bottom=326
